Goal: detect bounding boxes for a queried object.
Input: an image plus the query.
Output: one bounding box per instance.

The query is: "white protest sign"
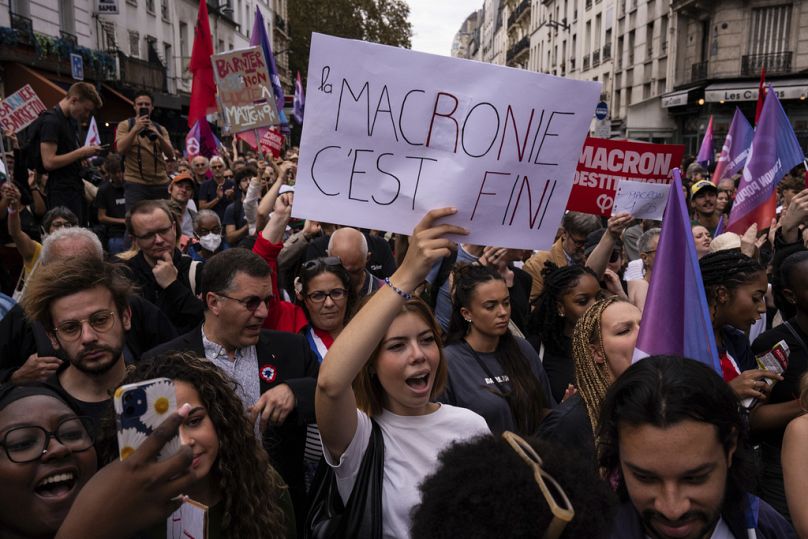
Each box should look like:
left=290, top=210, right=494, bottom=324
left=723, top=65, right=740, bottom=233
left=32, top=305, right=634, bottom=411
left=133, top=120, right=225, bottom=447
left=612, top=179, right=670, bottom=220
left=167, top=499, right=208, bottom=539
left=293, top=33, right=601, bottom=250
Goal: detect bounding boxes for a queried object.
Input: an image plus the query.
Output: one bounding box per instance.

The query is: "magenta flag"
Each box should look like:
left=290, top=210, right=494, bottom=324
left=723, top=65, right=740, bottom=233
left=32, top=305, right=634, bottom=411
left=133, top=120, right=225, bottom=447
left=712, top=108, right=753, bottom=185
left=727, top=88, right=804, bottom=233
left=696, top=115, right=714, bottom=168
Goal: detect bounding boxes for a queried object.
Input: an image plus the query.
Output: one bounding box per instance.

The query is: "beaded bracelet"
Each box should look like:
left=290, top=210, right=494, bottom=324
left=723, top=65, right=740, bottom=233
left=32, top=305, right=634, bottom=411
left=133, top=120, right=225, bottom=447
left=384, top=277, right=412, bottom=300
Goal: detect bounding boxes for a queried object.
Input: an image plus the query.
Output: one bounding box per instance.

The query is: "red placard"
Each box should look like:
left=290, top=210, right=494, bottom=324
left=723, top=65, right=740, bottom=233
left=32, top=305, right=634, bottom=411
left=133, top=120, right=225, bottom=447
left=566, top=137, right=685, bottom=216
left=260, top=127, right=284, bottom=158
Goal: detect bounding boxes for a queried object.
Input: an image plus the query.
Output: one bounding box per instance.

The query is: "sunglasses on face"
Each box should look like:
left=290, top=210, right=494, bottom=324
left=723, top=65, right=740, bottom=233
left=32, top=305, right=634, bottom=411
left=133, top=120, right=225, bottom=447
left=301, top=256, right=343, bottom=274
left=217, top=293, right=272, bottom=312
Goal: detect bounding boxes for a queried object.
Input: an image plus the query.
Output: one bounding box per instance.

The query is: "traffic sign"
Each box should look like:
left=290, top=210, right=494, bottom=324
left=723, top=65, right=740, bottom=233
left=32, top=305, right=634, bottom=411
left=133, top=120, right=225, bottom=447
left=70, top=53, right=84, bottom=81
left=595, top=101, right=608, bottom=120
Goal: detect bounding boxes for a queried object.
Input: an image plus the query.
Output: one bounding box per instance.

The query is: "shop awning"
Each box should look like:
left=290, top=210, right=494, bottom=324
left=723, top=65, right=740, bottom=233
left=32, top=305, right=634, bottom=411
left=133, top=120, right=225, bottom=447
left=661, top=89, right=691, bottom=108
left=705, top=79, right=808, bottom=103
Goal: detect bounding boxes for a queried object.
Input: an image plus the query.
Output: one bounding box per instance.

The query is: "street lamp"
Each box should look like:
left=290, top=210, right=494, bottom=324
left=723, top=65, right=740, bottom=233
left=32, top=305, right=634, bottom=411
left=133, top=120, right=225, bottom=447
left=544, top=17, right=571, bottom=32
left=209, top=1, right=236, bottom=52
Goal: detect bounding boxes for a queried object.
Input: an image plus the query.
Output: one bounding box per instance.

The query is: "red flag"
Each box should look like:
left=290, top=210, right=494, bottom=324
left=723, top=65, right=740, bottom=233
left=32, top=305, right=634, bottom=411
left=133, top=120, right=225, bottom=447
left=754, top=67, right=766, bottom=125
left=188, top=0, right=217, bottom=128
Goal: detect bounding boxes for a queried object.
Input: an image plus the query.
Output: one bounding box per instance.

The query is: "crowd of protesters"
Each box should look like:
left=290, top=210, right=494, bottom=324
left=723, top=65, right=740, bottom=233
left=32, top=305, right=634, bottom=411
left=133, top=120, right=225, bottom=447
left=0, top=81, right=807, bottom=538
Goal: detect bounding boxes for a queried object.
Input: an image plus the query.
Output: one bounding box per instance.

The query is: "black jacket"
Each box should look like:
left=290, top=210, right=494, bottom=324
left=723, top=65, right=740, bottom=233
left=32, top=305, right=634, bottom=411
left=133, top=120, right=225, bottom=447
left=122, top=249, right=204, bottom=334
left=0, top=296, right=177, bottom=382
left=144, top=326, right=319, bottom=518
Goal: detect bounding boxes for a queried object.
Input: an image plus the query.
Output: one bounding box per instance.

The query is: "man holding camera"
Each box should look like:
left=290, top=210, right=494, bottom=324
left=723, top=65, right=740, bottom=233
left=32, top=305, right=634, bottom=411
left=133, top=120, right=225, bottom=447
left=115, top=91, right=174, bottom=210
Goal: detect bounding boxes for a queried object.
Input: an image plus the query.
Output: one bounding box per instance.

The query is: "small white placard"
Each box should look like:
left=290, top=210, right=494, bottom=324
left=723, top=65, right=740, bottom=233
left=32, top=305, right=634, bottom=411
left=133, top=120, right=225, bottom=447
left=612, top=179, right=670, bottom=220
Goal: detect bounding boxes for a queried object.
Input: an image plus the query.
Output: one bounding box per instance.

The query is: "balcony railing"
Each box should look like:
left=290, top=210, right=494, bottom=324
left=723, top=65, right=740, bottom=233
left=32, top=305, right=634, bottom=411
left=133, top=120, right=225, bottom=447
left=117, top=50, right=166, bottom=93
left=508, top=0, right=530, bottom=27
left=506, top=35, right=529, bottom=62
left=592, top=49, right=601, bottom=67
left=691, top=60, right=708, bottom=81
left=10, top=13, right=34, bottom=46
left=603, top=42, right=612, bottom=60
left=583, top=55, right=591, bottom=70
left=60, top=31, right=78, bottom=47
left=741, top=51, right=792, bottom=77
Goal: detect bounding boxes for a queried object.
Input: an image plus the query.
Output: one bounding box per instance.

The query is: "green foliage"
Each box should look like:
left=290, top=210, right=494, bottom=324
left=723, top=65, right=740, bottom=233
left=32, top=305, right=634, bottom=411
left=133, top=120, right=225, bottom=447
left=288, top=0, right=413, bottom=80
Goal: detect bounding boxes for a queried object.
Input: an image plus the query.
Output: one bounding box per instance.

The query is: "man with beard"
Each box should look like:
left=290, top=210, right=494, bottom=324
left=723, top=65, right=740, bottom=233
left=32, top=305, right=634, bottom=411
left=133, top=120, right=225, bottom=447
left=598, top=356, right=795, bottom=539
left=20, top=257, right=133, bottom=421
left=690, top=180, right=721, bottom=235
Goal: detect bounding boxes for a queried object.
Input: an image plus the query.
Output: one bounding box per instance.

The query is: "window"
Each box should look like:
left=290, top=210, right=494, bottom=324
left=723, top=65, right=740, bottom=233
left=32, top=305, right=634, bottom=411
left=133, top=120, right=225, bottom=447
left=129, top=31, right=140, bottom=57
left=10, top=0, right=30, bottom=16
left=59, top=0, right=76, bottom=35
left=161, top=0, right=170, bottom=20
left=749, top=5, right=791, bottom=56
left=179, top=22, right=189, bottom=59
left=146, top=0, right=155, bottom=14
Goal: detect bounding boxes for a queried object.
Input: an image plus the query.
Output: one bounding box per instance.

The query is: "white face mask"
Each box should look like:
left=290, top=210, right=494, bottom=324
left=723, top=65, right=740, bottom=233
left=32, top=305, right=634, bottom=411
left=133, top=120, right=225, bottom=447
left=198, top=232, right=222, bottom=252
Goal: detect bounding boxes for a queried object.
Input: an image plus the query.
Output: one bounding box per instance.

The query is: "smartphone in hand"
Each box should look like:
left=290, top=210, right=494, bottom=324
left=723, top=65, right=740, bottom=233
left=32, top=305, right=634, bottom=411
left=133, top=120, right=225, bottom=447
left=114, top=378, right=180, bottom=461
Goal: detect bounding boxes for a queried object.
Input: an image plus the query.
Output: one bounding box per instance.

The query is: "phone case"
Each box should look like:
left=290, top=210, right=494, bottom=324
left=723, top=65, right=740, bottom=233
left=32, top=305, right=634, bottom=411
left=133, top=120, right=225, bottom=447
left=114, top=377, right=180, bottom=461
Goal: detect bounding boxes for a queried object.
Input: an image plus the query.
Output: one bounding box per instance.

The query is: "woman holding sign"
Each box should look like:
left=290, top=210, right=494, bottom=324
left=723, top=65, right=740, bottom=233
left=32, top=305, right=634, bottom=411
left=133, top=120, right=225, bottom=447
left=315, top=208, right=490, bottom=538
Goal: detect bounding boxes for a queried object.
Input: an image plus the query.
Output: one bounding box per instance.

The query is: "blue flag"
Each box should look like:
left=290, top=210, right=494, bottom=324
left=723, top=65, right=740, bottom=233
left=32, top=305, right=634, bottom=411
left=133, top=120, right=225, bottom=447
left=633, top=169, right=721, bottom=374
left=251, top=7, right=287, bottom=126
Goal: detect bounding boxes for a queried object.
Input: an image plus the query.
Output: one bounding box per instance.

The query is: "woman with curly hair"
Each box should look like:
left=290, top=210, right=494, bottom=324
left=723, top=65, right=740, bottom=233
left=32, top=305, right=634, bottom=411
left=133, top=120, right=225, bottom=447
left=116, top=351, right=295, bottom=538
left=537, top=296, right=641, bottom=464
left=442, top=263, right=554, bottom=436
left=525, top=262, right=602, bottom=403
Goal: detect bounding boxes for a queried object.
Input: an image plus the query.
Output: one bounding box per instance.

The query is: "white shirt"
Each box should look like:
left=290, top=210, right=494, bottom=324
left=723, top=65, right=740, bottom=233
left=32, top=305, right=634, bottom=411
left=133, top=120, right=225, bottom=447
left=324, top=405, right=489, bottom=539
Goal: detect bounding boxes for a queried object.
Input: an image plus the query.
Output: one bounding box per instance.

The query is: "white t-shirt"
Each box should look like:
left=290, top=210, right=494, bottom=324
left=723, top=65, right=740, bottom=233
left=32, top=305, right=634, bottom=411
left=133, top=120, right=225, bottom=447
left=324, top=404, right=490, bottom=539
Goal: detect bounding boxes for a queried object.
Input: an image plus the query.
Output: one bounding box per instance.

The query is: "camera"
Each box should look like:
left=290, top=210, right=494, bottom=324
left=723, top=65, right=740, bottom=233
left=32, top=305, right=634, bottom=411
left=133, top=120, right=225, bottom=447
left=137, top=106, right=158, bottom=141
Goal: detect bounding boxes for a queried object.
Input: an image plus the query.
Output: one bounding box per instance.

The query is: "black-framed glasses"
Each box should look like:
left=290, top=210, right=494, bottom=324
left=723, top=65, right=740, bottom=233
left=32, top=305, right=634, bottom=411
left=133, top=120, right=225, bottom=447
left=53, top=310, right=117, bottom=342
left=502, top=431, right=574, bottom=539
left=301, top=256, right=342, bottom=273
left=306, top=288, right=348, bottom=303
left=132, top=224, right=174, bottom=242
left=0, top=416, right=96, bottom=463
left=217, top=293, right=272, bottom=312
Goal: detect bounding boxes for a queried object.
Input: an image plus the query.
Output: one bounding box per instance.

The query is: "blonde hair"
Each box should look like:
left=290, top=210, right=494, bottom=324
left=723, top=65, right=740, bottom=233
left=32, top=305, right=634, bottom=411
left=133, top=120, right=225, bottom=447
left=353, top=297, right=447, bottom=417
left=572, top=296, right=627, bottom=434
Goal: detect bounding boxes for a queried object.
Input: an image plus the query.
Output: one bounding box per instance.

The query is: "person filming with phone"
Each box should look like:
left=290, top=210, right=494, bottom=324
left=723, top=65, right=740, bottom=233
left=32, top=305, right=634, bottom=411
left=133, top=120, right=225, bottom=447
left=115, top=91, right=174, bottom=210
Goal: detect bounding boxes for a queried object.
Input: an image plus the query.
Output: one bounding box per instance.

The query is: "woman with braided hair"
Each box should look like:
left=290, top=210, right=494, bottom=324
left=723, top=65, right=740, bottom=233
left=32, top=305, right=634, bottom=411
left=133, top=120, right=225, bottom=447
left=699, top=249, right=782, bottom=402
left=537, top=296, right=641, bottom=464
left=525, top=262, right=602, bottom=403
left=442, top=263, right=555, bottom=436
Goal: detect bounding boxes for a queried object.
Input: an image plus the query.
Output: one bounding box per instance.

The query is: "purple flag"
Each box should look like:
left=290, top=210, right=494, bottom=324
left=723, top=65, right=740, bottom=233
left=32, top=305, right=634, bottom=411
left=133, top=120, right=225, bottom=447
left=184, top=119, right=221, bottom=159
left=712, top=108, right=753, bottom=184
left=633, top=169, right=721, bottom=374
left=696, top=115, right=714, bottom=167
left=293, top=71, right=305, bottom=124
left=727, top=87, right=804, bottom=233
left=251, top=8, right=287, bottom=126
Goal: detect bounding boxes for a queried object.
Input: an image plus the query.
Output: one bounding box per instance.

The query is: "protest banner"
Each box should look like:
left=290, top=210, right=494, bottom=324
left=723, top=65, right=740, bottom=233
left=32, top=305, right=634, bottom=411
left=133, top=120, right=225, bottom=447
left=612, top=179, right=670, bottom=220
left=293, top=33, right=601, bottom=251
left=0, top=85, right=47, bottom=134
left=567, top=137, right=684, bottom=216
left=260, top=127, right=284, bottom=158
left=212, top=47, right=280, bottom=135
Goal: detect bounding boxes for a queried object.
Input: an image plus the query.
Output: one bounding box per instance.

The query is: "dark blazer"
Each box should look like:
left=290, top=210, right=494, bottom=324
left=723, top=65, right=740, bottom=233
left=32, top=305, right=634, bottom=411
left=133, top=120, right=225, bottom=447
left=144, top=325, right=319, bottom=519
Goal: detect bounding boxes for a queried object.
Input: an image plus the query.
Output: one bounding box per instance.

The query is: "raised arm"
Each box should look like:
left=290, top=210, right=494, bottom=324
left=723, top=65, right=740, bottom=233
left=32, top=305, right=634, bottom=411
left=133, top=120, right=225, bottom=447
left=586, top=212, right=632, bottom=278
left=316, top=208, right=467, bottom=458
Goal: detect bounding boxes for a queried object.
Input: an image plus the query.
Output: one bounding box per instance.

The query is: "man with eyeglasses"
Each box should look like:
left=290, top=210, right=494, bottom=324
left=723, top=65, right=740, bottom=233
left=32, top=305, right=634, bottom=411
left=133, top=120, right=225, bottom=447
left=523, top=211, right=602, bottom=302
left=144, top=248, right=318, bottom=522
left=123, top=199, right=204, bottom=333
left=198, top=156, right=235, bottom=223
left=19, top=257, right=134, bottom=422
